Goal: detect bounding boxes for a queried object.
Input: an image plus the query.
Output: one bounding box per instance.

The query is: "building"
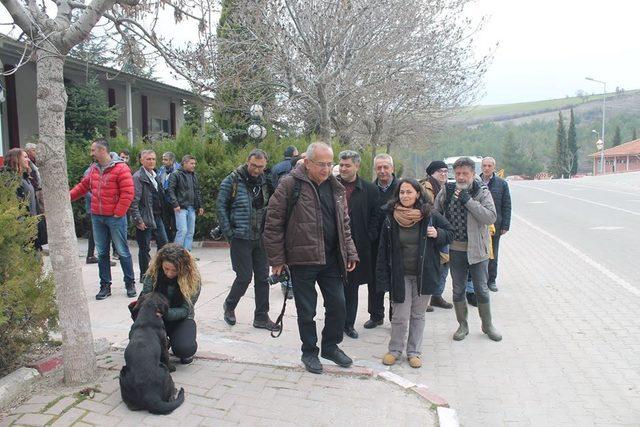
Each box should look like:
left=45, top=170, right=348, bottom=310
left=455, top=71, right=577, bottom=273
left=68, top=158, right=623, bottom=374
left=589, top=139, right=640, bottom=175
left=0, top=35, right=205, bottom=158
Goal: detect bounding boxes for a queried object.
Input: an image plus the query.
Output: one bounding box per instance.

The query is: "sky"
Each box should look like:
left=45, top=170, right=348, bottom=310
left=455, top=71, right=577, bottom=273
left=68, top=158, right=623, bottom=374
left=468, top=0, right=640, bottom=105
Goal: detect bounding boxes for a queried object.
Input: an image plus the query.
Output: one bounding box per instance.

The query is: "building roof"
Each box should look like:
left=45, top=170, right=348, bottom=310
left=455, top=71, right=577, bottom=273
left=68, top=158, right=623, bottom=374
left=589, top=139, right=640, bottom=157
left=0, top=34, right=213, bottom=105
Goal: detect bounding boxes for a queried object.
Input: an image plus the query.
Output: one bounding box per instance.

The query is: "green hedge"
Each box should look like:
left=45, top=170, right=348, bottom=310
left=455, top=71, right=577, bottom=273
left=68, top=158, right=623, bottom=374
left=0, top=175, right=58, bottom=375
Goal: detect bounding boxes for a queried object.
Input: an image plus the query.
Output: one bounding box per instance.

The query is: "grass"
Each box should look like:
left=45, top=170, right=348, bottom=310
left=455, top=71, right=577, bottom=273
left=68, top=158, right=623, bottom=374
left=461, top=89, right=640, bottom=120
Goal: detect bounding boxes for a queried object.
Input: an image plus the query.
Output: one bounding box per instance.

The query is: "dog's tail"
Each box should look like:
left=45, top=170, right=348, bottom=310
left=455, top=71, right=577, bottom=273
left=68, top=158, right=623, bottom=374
left=147, top=387, right=185, bottom=415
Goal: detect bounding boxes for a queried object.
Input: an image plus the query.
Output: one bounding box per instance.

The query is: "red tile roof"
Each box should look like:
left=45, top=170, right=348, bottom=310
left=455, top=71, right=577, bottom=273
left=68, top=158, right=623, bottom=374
left=589, top=139, right=640, bottom=157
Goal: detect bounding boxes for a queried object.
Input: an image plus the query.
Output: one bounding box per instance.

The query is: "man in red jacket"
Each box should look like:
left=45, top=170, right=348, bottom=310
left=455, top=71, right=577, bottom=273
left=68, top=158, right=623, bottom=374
left=70, top=139, right=136, bottom=300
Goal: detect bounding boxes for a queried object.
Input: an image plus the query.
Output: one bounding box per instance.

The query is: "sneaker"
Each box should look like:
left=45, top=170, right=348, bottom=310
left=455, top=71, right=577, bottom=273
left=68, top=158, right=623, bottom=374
left=320, top=347, right=353, bottom=368
left=426, top=305, right=434, bottom=312
left=408, top=356, right=422, bottom=368
left=223, top=302, right=236, bottom=325
left=382, top=353, right=397, bottom=366
left=125, top=283, right=137, bottom=298
left=488, top=282, right=498, bottom=292
left=95, top=284, right=111, bottom=300
left=86, top=256, right=98, bottom=264
left=301, top=354, right=323, bottom=374
left=430, top=296, right=453, bottom=309
left=363, top=318, right=383, bottom=329
left=344, top=327, right=358, bottom=339
left=253, top=318, right=281, bottom=332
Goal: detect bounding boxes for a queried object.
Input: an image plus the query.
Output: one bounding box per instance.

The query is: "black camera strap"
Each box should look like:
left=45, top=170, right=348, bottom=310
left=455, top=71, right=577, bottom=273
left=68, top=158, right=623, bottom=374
left=271, top=266, right=291, bottom=338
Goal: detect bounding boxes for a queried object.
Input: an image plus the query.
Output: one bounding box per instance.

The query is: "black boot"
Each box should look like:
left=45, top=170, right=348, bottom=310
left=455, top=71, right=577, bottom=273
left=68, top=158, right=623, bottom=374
left=125, top=283, right=137, bottom=298
left=96, top=284, right=111, bottom=300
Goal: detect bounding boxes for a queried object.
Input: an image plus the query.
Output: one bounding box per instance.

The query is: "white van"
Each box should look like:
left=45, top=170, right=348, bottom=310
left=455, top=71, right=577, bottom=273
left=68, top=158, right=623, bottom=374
left=444, top=156, right=483, bottom=182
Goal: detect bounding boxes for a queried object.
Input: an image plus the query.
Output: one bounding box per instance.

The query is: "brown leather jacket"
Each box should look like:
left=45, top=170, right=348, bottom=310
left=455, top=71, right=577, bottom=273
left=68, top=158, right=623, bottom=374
left=263, top=164, right=359, bottom=276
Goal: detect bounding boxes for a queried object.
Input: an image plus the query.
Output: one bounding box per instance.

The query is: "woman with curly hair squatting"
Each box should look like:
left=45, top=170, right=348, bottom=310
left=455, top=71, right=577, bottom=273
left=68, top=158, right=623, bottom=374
left=376, top=179, right=454, bottom=368
left=140, top=243, right=201, bottom=364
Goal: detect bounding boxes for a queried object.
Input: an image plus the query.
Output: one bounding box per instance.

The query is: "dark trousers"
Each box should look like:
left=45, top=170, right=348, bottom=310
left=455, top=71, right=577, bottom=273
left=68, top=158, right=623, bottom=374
left=368, top=240, right=386, bottom=321
left=290, top=256, right=345, bottom=357
left=450, top=250, right=490, bottom=304
left=162, top=202, right=177, bottom=243
left=488, top=234, right=501, bottom=285
left=87, top=214, right=95, bottom=258
left=135, top=214, right=168, bottom=280
left=344, top=283, right=360, bottom=329
left=166, top=319, right=197, bottom=359
left=224, top=238, right=270, bottom=321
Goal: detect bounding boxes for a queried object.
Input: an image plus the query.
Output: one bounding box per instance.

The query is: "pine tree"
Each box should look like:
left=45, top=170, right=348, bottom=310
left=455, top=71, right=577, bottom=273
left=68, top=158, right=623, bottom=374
left=612, top=126, right=622, bottom=147
left=554, top=111, right=569, bottom=178
left=502, top=131, right=522, bottom=175
left=567, top=108, right=578, bottom=175
left=632, top=128, right=637, bottom=141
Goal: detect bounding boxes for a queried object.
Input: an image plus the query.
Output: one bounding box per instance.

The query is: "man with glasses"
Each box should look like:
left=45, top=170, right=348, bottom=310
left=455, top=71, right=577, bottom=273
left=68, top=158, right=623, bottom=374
left=218, top=149, right=280, bottom=331
left=420, top=160, right=454, bottom=311
left=264, top=142, right=359, bottom=374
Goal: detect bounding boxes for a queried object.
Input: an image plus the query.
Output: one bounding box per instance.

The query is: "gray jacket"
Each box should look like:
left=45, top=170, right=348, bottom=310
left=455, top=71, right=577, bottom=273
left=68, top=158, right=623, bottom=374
left=434, top=178, right=497, bottom=264
left=129, top=168, right=164, bottom=229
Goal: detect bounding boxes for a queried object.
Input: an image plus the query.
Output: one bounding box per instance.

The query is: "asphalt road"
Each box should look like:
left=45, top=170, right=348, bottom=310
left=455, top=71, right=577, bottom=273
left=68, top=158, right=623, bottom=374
left=509, top=172, right=640, bottom=295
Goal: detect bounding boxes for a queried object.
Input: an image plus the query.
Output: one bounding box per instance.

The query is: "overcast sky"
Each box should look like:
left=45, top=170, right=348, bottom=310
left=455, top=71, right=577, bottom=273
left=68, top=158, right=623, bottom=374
left=469, top=0, right=639, bottom=105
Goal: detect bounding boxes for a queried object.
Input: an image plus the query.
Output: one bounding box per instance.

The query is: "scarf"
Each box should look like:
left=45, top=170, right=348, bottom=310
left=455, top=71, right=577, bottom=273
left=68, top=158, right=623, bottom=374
left=143, top=167, right=158, bottom=191
left=393, top=204, right=423, bottom=228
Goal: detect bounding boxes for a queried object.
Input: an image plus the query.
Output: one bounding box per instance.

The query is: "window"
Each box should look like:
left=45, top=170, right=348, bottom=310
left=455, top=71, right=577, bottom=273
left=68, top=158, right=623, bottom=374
left=151, top=118, right=169, bottom=134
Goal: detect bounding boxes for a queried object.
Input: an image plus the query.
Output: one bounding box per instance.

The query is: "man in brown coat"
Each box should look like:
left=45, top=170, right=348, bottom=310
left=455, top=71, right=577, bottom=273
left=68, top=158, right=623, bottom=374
left=264, top=142, right=359, bottom=374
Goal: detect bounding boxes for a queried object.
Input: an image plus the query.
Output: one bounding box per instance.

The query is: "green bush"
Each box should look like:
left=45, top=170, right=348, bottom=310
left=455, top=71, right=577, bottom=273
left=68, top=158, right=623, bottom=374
left=0, top=175, right=58, bottom=375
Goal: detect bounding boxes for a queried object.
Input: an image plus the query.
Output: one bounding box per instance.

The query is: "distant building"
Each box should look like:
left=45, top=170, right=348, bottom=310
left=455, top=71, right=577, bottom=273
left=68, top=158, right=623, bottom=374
left=0, top=34, right=206, bottom=158
left=589, top=139, right=640, bottom=175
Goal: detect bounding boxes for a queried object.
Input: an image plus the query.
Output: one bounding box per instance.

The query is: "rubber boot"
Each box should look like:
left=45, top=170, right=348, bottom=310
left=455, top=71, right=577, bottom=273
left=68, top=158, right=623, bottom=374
left=453, top=301, right=469, bottom=341
left=478, top=303, right=502, bottom=341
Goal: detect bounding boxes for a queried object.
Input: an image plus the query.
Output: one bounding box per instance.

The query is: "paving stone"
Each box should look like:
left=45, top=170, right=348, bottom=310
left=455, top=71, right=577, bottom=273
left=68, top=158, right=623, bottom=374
left=50, top=408, right=87, bottom=427
left=44, top=396, right=78, bottom=415
left=81, top=411, right=123, bottom=426
left=11, top=403, right=49, bottom=414
left=12, top=413, right=54, bottom=426
left=76, top=398, right=114, bottom=415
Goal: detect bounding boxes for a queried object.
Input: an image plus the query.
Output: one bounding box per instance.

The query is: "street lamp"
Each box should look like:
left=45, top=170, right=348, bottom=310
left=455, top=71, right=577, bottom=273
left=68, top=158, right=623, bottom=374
left=247, top=104, right=267, bottom=141
left=585, top=77, right=606, bottom=173
left=592, top=130, right=604, bottom=175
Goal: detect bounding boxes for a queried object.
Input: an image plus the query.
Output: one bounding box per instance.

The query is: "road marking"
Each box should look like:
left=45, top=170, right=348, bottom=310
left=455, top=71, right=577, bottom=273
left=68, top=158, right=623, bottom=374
left=518, top=185, right=640, bottom=217
left=558, top=182, right=640, bottom=196
left=589, top=226, right=624, bottom=231
left=515, top=214, right=640, bottom=297
left=527, top=201, right=548, bottom=204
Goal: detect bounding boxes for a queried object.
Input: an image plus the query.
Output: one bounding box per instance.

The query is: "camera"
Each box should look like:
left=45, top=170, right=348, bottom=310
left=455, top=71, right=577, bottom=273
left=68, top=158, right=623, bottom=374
left=210, top=226, right=224, bottom=240
left=267, top=270, right=290, bottom=286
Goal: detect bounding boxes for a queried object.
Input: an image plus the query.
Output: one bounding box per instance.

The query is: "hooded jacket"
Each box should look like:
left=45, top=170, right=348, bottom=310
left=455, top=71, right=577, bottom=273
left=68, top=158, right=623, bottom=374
left=434, top=178, right=497, bottom=264
left=70, top=156, right=134, bottom=217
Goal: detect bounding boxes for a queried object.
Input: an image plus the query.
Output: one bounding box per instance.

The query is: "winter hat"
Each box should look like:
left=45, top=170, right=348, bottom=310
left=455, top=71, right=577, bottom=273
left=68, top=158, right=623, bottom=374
left=426, top=160, right=448, bottom=176
left=284, top=146, right=298, bottom=158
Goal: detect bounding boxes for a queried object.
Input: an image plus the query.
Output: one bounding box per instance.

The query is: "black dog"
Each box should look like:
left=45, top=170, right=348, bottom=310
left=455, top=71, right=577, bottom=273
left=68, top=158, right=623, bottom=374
left=119, top=292, right=185, bottom=414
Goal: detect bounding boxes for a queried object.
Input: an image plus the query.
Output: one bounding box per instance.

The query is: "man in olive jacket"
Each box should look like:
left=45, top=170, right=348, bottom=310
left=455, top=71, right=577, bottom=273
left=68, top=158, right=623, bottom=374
left=264, top=142, right=359, bottom=375
left=434, top=157, right=501, bottom=342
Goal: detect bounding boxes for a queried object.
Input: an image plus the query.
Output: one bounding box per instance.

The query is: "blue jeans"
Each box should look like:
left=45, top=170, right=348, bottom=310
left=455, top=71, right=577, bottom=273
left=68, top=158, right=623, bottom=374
left=466, top=271, right=474, bottom=293
left=174, top=207, right=196, bottom=251
left=434, top=263, right=449, bottom=297
left=92, top=215, right=135, bottom=286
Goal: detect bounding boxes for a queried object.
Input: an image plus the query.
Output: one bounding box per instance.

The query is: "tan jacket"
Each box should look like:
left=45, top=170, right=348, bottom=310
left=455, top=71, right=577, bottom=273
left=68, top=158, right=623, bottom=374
left=263, top=164, right=359, bottom=276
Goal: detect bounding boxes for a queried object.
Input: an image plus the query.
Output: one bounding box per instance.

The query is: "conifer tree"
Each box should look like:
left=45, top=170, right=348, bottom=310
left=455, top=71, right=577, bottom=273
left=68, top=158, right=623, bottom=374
left=612, top=126, right=622, bottom=147
left=554, top=111, right=569, bottom=178
left=567, top=108, right=578, bottom=175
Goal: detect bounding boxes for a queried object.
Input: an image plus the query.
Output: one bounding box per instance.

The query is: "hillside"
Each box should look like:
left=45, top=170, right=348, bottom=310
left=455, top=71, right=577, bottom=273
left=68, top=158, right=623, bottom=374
left=457, top=89, right=640, bottom=126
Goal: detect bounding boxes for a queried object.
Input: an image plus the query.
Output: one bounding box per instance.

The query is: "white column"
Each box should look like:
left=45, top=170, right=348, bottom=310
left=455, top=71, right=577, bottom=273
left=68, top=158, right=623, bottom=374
left=126, top=82, right=133, bottom=146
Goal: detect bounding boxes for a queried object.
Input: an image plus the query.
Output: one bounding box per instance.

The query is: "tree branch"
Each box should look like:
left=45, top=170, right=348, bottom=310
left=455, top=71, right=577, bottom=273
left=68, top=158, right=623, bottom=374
left=0, top=0, right=36, bottom=35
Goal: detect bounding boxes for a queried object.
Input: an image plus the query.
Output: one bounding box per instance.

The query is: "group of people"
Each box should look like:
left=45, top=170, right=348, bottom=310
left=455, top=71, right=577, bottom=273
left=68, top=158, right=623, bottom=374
left=219, top=142, right=512, bottom=373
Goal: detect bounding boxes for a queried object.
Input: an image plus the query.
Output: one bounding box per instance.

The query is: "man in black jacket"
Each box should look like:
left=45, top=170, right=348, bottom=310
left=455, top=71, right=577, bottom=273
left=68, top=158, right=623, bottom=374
left=481, top=157, right=512, bottom=292
left=365, top=153, right=398, bottom=329
left=337, top=150, right=379, bottom=339
left=129, top=150, right=168, bottom=280
left=167, top=155, right=204, bottom=251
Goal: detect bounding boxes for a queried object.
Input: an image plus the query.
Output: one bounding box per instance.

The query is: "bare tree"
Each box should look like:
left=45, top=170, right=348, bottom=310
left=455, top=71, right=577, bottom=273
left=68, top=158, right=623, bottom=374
left=0, top=0, right=213, bottom=383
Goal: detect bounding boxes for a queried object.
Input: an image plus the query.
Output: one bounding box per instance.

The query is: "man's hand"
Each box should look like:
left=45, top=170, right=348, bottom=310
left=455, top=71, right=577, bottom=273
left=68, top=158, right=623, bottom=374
left=501, top=229, right=508, bottom=235
left=136, top=222, right=147, bottom=230
left=347, top=260, right=357, bottom=272
left=198, top=208, right=204, bottom=216
left=427, top=226, right=438, bottom=238
left=174, top=206, right=181, bottom=212
left=272, top=264, right=286, bottom=276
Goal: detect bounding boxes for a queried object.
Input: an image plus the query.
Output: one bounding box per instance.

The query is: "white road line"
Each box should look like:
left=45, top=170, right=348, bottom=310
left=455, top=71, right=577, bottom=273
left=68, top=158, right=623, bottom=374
left=516, top=185, right=640, bottom=217
left=559, top=182, right=640, bottom=196
left=515, top=214, right=640, bottom=297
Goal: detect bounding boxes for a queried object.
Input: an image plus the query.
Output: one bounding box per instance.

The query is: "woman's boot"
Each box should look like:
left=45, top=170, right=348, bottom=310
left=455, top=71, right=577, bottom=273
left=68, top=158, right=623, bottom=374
left=478, top=303, right=502, bottom=341
left=453, top=301, right=469, bottom=341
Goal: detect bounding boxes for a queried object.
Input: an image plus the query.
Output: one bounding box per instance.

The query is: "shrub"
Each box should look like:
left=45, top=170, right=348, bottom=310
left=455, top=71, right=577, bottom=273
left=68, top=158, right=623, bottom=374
left=0, top=175, right=58, bottom=375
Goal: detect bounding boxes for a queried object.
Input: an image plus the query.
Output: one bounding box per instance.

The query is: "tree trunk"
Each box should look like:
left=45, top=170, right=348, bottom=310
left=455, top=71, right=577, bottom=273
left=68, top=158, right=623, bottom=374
left=35, top=45, right=97, bottom=384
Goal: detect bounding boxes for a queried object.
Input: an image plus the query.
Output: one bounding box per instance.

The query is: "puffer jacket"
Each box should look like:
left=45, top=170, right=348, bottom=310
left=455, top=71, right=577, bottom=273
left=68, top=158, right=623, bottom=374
left=434, top=178, right=497, bottom=264
left=486, top=173, right=512, bottom=231
left=263, top=164, right=359, bottom=277
left=70, top=157, right=134, bottom=217
left=129, top=168, right=164, bottom=229
left=376, top=210, right=454, bottom=303
left=216, top=165, right=271, bottom=240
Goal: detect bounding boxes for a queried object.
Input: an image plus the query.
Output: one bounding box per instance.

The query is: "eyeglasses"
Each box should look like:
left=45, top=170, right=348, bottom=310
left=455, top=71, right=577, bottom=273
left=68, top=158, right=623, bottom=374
left=309, top=160, right=334, bottom=169
left=437, top=168, right=448, bottom=174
